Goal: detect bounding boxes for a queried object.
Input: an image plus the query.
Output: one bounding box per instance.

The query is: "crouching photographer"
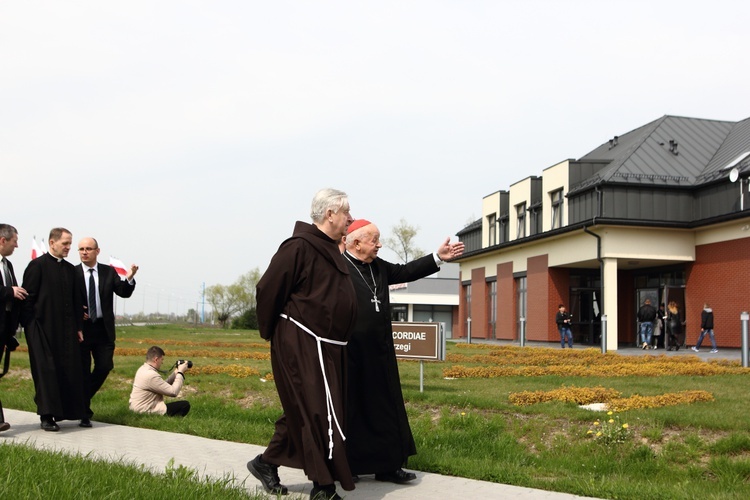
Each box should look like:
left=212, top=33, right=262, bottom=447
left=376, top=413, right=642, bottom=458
left=129, top=345, right=191, bottom=417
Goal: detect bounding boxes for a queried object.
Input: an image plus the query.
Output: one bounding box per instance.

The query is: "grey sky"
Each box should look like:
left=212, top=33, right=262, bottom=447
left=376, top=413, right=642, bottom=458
left=2, top=1, right=748, bottom=315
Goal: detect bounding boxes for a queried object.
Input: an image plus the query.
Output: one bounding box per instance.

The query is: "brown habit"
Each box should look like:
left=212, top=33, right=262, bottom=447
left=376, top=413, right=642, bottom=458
left=257, top=221, right=357, bottom=490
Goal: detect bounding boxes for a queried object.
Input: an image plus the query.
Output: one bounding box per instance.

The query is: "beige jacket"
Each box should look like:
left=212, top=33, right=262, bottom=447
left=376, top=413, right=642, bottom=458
left=128, top=362, right=184, bottom=415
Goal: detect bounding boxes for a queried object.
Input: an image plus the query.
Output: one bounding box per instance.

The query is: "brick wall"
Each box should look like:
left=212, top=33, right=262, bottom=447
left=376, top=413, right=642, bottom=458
left=527, top=255, right=549, bottom=341
left=686, top=236, right=750, bottom=348
left=497, top=262, right=515, bottom=340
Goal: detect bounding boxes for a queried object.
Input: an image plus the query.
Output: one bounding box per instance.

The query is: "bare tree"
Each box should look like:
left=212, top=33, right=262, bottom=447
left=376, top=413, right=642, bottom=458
left=383, top=218, right=425, bottom=264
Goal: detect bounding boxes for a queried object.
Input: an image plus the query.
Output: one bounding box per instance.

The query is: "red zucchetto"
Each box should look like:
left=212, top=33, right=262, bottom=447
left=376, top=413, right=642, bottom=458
left=347, top=219, right=372, bottom=234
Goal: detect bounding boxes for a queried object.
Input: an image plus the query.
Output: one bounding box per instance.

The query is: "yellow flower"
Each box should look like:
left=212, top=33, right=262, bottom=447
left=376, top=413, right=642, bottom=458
left=596, top=431, right=602, bottom=437
left=460, top=412, right=466, bottom=416
left=622, top=423, right=629, bottom=429
left=594, top=421, right=600, bottom=426
left=587, top=430, right=593, bottom=434
left=608, top=419, right=615, bottom=424
left=607, top=411, right=613, bottom=416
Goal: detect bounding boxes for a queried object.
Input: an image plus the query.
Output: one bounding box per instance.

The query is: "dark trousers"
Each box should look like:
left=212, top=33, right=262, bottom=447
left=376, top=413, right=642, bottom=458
left=166, top=400, right=190, bottom=417
left=80, top=320, right=115, bottom=417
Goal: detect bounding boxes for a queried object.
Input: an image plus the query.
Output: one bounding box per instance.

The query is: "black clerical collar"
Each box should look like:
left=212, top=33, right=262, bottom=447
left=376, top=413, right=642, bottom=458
left=344, top=251, right=367, bottom=265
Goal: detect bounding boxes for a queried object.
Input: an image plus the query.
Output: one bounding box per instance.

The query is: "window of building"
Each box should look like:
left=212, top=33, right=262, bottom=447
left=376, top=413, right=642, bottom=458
left=516, top=276, right=527, bottom=340
left=488, top=280, right=497, bottom=339
left=499, top=216, right=509, bottom=243
left=516, top=203, right=526, bottom=238
left=390, top=304, right=408, bottom=322
left=529, top=205, right=542, bottom=235
left=464, top=283, right=472, bottom=333
left=551, top=189, right=563, bottom=229
left=487, top=213, right=497, bottom=246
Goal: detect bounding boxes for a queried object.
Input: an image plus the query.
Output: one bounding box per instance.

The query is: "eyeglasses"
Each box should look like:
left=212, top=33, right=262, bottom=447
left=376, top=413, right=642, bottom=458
left=78, top=247, right=98, bottom=252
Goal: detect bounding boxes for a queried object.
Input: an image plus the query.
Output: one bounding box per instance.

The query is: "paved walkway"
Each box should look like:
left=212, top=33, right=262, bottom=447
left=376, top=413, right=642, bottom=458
left=2, top=408, right=599, bottom=500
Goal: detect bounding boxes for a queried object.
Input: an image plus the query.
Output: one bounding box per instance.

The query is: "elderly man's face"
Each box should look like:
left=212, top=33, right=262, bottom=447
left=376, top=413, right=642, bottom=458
left=358, top=227, right=382, bottom=263
left=330, top=205, right=353, bottom=239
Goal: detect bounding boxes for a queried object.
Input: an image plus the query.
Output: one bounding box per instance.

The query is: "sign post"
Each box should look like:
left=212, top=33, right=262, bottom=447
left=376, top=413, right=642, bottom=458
left=392, top=322, right=445, bottom=392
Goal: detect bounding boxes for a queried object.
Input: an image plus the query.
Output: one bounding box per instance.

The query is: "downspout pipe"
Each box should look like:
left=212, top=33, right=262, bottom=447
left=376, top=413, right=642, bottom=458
left=583, top=187, right=605, bottom=352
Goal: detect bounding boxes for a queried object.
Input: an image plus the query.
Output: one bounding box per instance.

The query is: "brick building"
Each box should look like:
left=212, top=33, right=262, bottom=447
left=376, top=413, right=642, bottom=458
left=453, top=115, right=750, bottom=349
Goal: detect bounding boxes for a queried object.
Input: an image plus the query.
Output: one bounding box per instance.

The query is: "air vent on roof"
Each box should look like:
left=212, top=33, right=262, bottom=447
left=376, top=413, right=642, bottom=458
left=608, top=136, right=619, bottom=149
left=669, top=140, right=679, bottom=155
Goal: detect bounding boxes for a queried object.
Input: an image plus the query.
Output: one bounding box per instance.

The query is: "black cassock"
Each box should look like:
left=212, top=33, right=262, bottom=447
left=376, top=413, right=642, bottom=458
left=21, top=253, right=85, bottom=420
left=343, top=252, right=438, bottom=475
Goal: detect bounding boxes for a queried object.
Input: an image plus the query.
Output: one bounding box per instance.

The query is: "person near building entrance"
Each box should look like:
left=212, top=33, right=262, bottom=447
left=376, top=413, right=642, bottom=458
left=555, top=304, right=573, bottom=348
left=651, top=306, right=663, bottom=350
left=637, top=299, right=657, bottom=350
left=342, top=218, right=464, bottom=484
left=692, top=303, right=718, bottom=353
left=666, top=301, right=685, bottom=351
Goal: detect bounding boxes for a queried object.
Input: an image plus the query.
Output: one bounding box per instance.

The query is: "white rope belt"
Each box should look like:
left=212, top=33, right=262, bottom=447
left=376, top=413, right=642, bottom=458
left=280, top=313, right=347, bottom=459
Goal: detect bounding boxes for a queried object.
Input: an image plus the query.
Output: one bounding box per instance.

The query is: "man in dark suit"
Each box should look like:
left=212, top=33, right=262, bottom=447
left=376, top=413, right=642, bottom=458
left=77, top=237, right=138, bottom=427
left=0, top=224, right=28, bottom=432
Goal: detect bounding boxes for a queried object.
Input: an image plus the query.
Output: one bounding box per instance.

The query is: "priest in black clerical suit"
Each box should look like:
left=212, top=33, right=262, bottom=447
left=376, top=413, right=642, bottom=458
left=342, top=219, right=464, bottom=484
left=76, top=237, right=138, bottom=424
left=21, top=228, right=86, bottom=431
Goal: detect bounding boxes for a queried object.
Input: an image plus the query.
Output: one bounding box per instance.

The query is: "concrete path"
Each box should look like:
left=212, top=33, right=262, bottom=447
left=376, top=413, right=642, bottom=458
left=2, top=408, right=600, bottom=499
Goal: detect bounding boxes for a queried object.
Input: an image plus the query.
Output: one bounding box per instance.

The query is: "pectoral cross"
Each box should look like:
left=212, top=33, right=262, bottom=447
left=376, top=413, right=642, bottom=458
left=371, top=294, right=381, bottom=312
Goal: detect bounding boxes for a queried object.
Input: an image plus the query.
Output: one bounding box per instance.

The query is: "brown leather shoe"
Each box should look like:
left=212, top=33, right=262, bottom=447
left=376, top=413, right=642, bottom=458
left=0, top=422, right=10, bottom=432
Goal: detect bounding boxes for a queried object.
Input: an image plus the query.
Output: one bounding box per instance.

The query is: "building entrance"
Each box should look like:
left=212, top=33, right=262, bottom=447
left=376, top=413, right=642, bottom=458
left=569, top=287, right=602, bottom=345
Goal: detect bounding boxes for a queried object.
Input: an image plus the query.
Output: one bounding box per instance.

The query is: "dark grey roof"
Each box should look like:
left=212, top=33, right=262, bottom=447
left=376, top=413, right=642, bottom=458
left=574, top=115, right=746, bottom=190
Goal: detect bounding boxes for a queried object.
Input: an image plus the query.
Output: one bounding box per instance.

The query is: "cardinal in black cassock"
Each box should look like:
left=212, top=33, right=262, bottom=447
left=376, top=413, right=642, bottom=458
left=21, top=229, right=85, bottom=430
left=342, top=219, right=464, bottom=483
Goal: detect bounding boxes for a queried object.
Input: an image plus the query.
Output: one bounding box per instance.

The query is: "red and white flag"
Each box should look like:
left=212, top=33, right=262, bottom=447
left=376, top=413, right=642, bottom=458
left=31, top=238, right=44, bottom=259
left=109, top=256, right=129, bottom=278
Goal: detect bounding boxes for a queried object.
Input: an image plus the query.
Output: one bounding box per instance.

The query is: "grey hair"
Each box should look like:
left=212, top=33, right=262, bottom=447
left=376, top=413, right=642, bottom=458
left=0, top=224, right=18, bottom=241
left=310, top=188, right=349, bottom=223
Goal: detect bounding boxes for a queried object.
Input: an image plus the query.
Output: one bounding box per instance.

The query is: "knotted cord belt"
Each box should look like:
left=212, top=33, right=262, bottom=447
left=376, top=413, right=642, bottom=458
left=280, top=313, right=347, bottom=459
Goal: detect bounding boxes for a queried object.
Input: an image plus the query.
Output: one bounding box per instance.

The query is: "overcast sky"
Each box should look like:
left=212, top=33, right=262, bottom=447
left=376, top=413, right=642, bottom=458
left=2, top=1, right=748, bottom=315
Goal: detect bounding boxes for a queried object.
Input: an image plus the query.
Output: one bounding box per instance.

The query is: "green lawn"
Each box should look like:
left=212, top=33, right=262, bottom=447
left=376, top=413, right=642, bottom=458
left=2, top=323, right=750, bottom=500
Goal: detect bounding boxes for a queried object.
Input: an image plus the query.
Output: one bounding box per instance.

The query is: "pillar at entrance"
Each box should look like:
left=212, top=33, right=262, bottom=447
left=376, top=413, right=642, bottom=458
left=603, top=257, right=619, bottom=350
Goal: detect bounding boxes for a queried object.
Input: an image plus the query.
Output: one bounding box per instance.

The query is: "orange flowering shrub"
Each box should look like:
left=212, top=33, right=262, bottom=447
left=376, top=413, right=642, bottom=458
left=191, top=364, right=261, bottom=378
left=443, top=346, right=747, bottom=378
left=608, top=390, right=714, bottom=411
left=119, top=338, right=269, bottom=349
left=115, top=347, right=270, bottom=361
left=508, top=385, right=714, bottom=411
left=509, top=386, right=621, bottom=406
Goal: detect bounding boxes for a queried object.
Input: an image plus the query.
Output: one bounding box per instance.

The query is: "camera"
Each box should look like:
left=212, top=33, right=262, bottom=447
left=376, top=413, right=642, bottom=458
left=177, top=359, right=193, bottom=369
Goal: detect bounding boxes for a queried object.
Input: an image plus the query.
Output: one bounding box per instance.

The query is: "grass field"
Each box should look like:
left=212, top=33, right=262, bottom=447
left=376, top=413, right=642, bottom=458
left=2, top=323, right=750, bottom=499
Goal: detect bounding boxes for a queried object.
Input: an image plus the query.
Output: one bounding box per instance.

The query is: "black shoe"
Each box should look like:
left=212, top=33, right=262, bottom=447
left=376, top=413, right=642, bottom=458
left=352, top=474, right=360, bottom=483
left=41, top=419, right=60, bottom=432
left=79, top=418, right=92, bottom=428
left=0, top=422, right=10, bottom=432
left=375, top=468, right=417, bottom=484
left=310, top=484, right=342, bottom=500
left=247, top=454, right=288, bottom=495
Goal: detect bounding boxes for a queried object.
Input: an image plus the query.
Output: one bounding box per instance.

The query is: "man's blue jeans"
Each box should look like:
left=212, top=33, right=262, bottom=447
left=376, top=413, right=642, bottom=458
left=559, top=327, right=573, bottom=348
left=639, top=322, right=653, bottom=345
left=695, top=329, right=717, bottom=350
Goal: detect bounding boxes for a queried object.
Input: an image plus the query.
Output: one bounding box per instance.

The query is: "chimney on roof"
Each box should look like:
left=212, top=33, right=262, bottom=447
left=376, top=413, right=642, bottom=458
left=608, top=136, right=619, bottom=149
left=669, top=140, right=679, bottom=155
